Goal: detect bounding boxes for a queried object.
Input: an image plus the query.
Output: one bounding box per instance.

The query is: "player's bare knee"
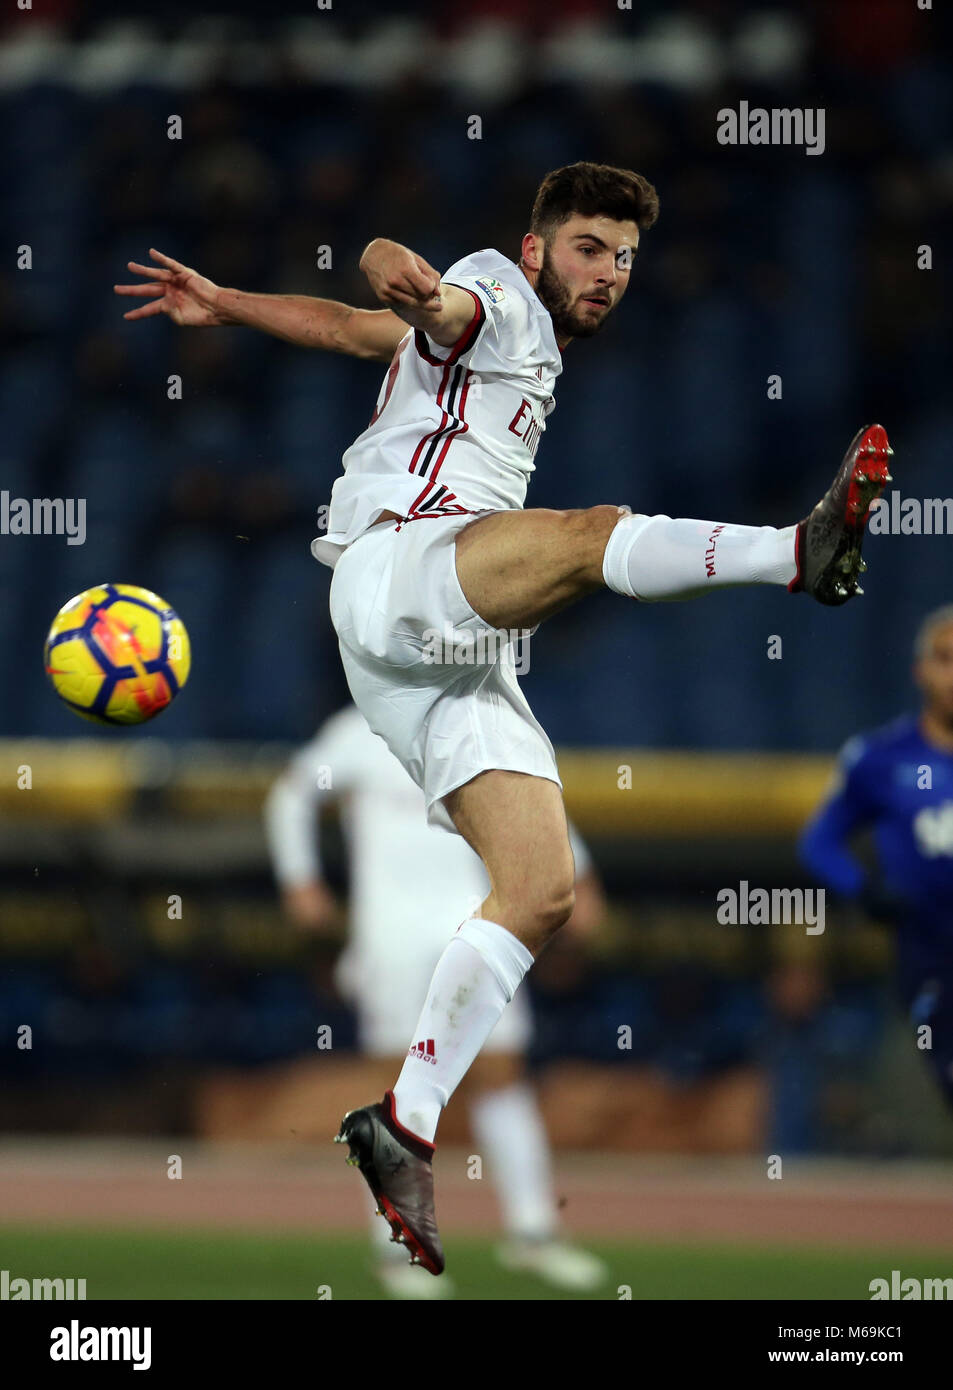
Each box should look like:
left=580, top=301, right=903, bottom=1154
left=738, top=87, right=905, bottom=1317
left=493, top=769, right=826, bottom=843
left=570, top=505, right=629, bottom=578
left=586, top=503, right=629, bottom=533
left=524, top=880, right=575, bottom=946
left=556, top=505, right=621, bottom=539
left=492, top=875, right=574, bottom=950
left=541, top=883, right=576, bottom=934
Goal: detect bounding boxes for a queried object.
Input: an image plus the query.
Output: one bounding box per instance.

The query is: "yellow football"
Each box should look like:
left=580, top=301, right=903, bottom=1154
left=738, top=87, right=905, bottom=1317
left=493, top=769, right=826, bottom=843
left=44, top=583, right=191, bottom=725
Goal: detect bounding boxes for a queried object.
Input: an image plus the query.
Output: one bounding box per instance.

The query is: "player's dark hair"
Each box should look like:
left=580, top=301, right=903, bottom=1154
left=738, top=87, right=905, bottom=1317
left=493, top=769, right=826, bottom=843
left=530, top=162, right=659, bottom=243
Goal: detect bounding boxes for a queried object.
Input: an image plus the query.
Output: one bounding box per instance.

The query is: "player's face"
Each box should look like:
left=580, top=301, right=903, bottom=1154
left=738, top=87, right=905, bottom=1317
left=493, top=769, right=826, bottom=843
left=916, top=623, right=953, bottom=724
left=533, top=215, right=640, bottom=342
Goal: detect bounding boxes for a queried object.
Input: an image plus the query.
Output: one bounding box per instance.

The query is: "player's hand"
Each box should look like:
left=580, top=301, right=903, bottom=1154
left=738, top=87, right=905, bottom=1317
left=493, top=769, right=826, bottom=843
left=359, top=239, right=443, bottom=314
left=281, top=880, right=340, bottom=934
left=114, top=248, right=228, bottom=326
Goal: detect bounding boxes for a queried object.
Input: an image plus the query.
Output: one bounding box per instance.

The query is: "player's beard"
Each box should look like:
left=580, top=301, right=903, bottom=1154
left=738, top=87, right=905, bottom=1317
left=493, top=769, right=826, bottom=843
left=535, top=256, right=612, bottom=340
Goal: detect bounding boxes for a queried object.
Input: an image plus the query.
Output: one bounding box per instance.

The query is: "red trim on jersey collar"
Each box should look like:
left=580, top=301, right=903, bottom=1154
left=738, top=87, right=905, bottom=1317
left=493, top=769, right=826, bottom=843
left=413, top=287, right=486, bottom=366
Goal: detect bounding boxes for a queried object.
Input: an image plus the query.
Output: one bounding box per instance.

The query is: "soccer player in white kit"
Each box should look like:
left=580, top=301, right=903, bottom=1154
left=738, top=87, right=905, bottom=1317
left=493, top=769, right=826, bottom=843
left=264, top=703, right=607, bottom=1296
left=116, top=160, right=894, bottom=1276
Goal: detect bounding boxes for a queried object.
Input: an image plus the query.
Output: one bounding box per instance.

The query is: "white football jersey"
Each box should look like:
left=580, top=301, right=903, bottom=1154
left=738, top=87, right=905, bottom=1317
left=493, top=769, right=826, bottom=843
left=311, top=249, right=562, bottom=568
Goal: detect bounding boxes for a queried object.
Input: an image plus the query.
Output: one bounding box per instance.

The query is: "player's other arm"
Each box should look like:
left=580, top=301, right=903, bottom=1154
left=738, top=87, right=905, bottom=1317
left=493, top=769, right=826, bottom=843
left=359, top=238, right=481, bottom=349
left=263, top=750, right=341, bottom=933
left=114, top=248, right=407, bottom=363
left=799, top=793, right=868, bottom=898
left=798, top=741, right=882, bottom=904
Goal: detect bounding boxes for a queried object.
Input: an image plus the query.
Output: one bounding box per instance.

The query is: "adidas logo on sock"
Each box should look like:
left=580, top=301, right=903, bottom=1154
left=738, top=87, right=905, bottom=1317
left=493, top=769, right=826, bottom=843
left=408, top=1038, right=437, bottom=1064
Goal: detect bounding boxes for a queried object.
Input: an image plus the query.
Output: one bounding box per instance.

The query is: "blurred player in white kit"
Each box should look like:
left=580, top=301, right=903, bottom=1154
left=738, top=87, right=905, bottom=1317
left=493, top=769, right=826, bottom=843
left=265, top=703, right=607, bottom=1298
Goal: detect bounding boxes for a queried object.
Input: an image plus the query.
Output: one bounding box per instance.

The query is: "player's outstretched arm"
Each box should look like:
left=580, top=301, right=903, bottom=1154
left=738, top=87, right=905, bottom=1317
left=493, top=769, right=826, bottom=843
left=359, top=238, right=476, bottom=348
left=114, top=248, right=407, bottom=362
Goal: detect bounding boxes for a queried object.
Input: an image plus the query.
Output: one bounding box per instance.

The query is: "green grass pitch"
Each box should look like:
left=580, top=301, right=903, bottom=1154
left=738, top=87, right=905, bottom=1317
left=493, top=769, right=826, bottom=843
left=0, top=1226, right=946, bottom=1300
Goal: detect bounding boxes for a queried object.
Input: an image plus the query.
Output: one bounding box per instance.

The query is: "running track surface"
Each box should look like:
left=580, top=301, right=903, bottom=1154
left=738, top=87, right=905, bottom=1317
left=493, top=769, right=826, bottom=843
left=0, top=1141, right=951, bottom=1248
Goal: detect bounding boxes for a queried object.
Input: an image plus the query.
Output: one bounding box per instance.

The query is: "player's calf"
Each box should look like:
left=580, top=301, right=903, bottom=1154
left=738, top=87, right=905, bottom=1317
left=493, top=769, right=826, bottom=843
left=457, top=424, right=890, bottom=623
left=602, top=423, right=892, bottom=604
left=350, top=771, right=574, bottom=1191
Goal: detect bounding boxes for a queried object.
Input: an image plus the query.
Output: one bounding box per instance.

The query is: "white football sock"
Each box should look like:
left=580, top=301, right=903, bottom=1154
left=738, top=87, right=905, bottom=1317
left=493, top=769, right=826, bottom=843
left=468, top=1082, right=558, bottom=1240
left=392, top=918, right=534, bottom=1144
left=602, top=513, right=798, bottom=601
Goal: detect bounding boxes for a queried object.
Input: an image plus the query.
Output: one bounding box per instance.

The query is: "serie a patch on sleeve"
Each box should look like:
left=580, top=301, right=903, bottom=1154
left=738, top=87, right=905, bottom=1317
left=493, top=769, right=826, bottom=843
left=475, top=276, right=506, bottom=303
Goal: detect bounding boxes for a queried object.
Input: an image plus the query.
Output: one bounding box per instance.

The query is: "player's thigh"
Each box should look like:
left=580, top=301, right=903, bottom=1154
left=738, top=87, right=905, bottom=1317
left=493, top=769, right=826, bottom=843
left=444, top=769, right=575, bottom=912
left=454, top=505, right=625, bottom=630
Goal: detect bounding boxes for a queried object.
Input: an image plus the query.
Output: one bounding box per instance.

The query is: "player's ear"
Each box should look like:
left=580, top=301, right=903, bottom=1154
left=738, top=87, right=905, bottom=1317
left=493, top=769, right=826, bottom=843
left=520, top=232, right=544, bottom=273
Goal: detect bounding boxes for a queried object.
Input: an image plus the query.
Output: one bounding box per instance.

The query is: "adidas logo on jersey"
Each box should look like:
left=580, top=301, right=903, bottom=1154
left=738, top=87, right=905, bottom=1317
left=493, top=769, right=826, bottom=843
left=408, top=1038, right=437, bottom=1064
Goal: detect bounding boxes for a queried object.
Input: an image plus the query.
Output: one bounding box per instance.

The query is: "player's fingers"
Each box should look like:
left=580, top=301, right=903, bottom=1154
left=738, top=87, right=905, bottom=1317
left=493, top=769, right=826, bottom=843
left=410, top=288, right=443, bottom=313
left=403, top=262, right=441, bottom=300
left=393, top=279, right=441, bottom=313
left=380, top=285, right=425, bottom=308
left=127, top=260, right=171, bottom=281
left=412, top=253, right=441, bottom=282
left=114, top=283, right=167, bottom=297
left=122, top=299, right=167, bottom=320
left=149, top=247, right=188, bottom=273
left=384, top=288, right=441, bottom=316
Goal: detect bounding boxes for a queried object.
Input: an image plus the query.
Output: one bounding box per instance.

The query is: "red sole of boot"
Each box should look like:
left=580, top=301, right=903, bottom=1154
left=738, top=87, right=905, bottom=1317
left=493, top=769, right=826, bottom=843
left=377, top=1194, right=443, bottom=1276
left=845, top=424, right=893, bottom=527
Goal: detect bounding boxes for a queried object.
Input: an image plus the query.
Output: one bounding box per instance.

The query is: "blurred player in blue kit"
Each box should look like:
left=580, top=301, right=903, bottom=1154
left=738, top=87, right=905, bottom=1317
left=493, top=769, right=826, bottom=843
left=800, top=605, right=953, bottom=1111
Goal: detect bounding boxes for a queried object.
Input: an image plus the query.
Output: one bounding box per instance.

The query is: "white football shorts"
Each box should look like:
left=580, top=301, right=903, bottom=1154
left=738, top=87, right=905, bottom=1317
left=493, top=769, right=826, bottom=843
left=328, top=510, right=561, bottom=833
